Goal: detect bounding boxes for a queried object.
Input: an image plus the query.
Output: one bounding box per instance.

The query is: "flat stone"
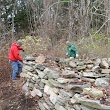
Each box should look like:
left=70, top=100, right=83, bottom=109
left=80, top=105, right=96, bottom=110
left=24, top=56, right=36, bottom=61
left=101, top=69, right=110, bottom=74
left=23, top=65, right=34, bottom=72
left=87, top=64, right=94, bottom=69
left=43, top=102, right=50, bottom=110
left=36, top=69, right=46, bottom=78
left=35, top=54, right=46, bottom=64
left=70, top=98, right=77, bottom=104
left=100, top=60, right=109, bottom=69
left=74, top=94, right=110, bottom=110
left=62, top=70, right=77, bottom=78
left=44, top=85, right=53, bottom=95
left=69, top=61, right=77, bottom=68
left=22, top=82, right=28, bottom=92
left=49, top=92, right=58, bottom=104
left=77, top=65, right=87, bottom=70
left=57, top=78, right=69, bottom=84
left=95, top=78, right=109, bottom=87
left=73, top=104, right=81, bottom=110
left=22, top=68, right=28, bottom=73
left=82, top=72, right=99, bottom=78
left=92, top=66, right=100, bottom=71
left=41, top=79, right=52, bottom=87
left=60, top=89, right=73, bottom=98
left=39, top=81, right=45, bottom=88
left=27, top=72, right=34, bottom=76
left=82, top=78, right=95, bottom=83
left=52, top=88, right=60, bottom=94
left=44, top=68, right=59, bottom=79
left=38, top=102, right=46, bottom=110
left=83, top=88, right=104, bottom=98
left=94, top=58, right=101, bottom=66
left=56, top=95, right=67, bottom=105
left=20, top=72, right=27, bottom=78
left=55, top=103, right=67, bottom=110
left=30, top=87, right=42, bottom=97
left=28, top=82, right=34, bottom=91
left=49, top=79, right=66, bottom=89
left=33, top=74, right=39, bottom=79
left=35, top=64, right=45, bottom=71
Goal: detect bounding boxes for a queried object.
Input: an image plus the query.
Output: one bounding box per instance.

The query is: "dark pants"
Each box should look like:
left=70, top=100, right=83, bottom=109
left=10, top=61, right=23, bottom=80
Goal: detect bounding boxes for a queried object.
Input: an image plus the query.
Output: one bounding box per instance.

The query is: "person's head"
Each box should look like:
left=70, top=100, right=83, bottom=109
left=66, top=41, right=71, bottom=46
left=16, top=39, right=22, bottom=46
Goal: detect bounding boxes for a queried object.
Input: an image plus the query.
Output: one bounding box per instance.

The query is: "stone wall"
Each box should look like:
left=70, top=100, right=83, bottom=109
left=21, top=55, right=110, bottom=110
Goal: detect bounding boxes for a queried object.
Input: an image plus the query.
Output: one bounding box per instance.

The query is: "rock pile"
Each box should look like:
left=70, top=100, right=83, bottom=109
left=21, top=55, right=110, bottom=110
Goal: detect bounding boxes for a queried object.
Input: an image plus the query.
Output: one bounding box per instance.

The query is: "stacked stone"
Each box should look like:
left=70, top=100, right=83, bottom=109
left=21, top=56, right=110, bottom=110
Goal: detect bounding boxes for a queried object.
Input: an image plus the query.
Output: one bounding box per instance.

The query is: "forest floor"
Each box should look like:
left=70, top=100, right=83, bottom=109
left=0, top=58, right=40, bottom=110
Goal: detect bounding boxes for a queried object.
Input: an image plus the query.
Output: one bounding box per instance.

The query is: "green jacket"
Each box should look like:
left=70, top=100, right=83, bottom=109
left=67, top=42, right=78, bottom=58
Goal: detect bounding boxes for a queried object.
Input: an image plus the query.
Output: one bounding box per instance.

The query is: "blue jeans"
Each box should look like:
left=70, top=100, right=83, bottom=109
left=10, top=61, right=23, bottom=80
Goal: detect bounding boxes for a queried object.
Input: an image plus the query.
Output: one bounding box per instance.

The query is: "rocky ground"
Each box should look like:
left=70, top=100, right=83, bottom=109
left=0, top=55, right=110, bottom=110
left=20, top=55, right=110, bottom=110
left=0, top=58, right=40, bottom=110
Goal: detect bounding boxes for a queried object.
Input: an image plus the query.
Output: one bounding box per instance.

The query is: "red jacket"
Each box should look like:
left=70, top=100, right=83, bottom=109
left=9, top=43, right=23, bottom=62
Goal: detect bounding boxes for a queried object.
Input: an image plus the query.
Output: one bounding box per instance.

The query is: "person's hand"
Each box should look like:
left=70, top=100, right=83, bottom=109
left=9, top=60, right=11, bottom=63
left=76, top=54, right=79, bottom=58
left=22, top=50, right=25, bottom=52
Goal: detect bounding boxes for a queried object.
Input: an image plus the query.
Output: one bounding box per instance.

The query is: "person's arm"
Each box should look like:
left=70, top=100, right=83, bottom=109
left=17, top=46, right=25, bottom=52
left=70, top=45, right=78, bottom=57
left=12, top=47, right=23, bottom=62
left=17, top=46, right=24, bottom=50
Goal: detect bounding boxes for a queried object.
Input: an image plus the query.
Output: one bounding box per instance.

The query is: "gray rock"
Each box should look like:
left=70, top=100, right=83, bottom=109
left=87, top=64, right=94, bottom=69
left=95, top=78, right=109, bottom=87
left=94, top=58, right=101, bottom=66
left=44, top=85, right=53, bottom=95
left=69, top=61, right=77, bottom=68
left=28, top=82, right=34, bottom=91
left=100, top=60, right=109, bottom=69
left=57, top=78, right=69, bottom=84
left=44, top=68, right=59, bottom=79
left=43, top=102, right=50, bottom=110
left=57, top=95, right=67, bottom=105
left=82, top=72, right=99, bottom=78
left=23, top=65, right=34, bottom=72
left=74, top=94, right=110, bottom=110
left=73, top=104, right=81, bottom=110
left=49, top=92, right=58, bottom=104
left=35, top=64, right=45, bottom=71
left=55, top=103, right=67, bottom=110
left=36, top=69, right=46, bottom=78
left=41, top=79, right=52, bottom=87
left=60, top=89, right=73, bottom=98
left=30, top=87, right=42, bottom=97
left=80, top=105, right=95, bottom=110
left=43, top=94, right=54, bottom=107
left=83, top=88, right=104, bottom=98
left=24, top=56, right=36, bottom=61
left=22, top=82, right=28, bottom=92
left=101, top=69, right=110, bottom=74
left=92, top=66, right=100, bottom=72
left=22, top=68, right=28, bottom=73
left=77, top=65, right=87, bottom=71
left=38, top=102, right=46, bottom=110
left=20, top=72, right=28, bottom=78
left=62, top=70, right=77, bottom=78
left=39, top=81, right=45, bottom=88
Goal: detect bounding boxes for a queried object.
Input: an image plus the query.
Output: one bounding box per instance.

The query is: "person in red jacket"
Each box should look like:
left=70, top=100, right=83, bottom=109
left=9, top=40, right=24, bottom=80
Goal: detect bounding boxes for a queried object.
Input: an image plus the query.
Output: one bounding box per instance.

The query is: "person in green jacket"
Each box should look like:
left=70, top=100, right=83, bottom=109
left=66, top=41, right=78, bottom=58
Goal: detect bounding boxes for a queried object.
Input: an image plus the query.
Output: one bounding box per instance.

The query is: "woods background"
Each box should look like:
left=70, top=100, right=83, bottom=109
left=1, top=0, right=110, bottom=58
